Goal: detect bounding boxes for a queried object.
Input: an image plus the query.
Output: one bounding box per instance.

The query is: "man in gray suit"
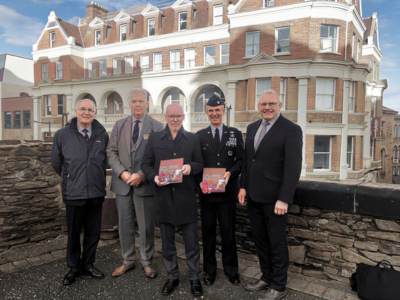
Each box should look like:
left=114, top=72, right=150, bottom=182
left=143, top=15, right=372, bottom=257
left=107, top=87, right=164, bottom=278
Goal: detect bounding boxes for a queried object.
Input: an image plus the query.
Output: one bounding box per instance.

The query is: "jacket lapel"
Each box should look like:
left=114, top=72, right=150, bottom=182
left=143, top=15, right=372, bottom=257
left=254, top=115, right=283, bottom=156
left=206, top=126, right=218, bottom=152
left=135, top=114, right=151, bottom=149
left=123, top=116, right=132, bottom=154
left=220, top=125, right=230, bottom=152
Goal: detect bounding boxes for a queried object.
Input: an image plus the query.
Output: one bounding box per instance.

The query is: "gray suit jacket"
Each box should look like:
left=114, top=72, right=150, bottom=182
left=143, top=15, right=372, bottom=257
left=107, top=114, right=164, bottom=197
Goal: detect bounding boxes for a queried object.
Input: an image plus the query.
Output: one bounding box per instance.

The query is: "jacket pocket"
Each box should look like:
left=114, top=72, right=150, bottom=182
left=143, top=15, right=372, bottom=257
left=264, top=172, right=282, bottom=183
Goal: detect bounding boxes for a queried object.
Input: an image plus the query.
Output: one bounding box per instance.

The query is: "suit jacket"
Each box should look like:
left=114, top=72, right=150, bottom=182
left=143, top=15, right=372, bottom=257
left=240, top=115, right=302, bottom=204
left=196, top=125, right=244, bottom=203
left=107, top=114, right=164, bottom=197
left=141, top=126, right=204, bottom=225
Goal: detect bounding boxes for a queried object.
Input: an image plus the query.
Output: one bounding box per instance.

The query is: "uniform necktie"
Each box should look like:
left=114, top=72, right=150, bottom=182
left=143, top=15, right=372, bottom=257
left=214, top=128, right=220, bottom=149
left=132, top=120, right=140, bottom=144
left=82, top=129, right=89, bottom=141
left=255, top=121, right=269, bottom=150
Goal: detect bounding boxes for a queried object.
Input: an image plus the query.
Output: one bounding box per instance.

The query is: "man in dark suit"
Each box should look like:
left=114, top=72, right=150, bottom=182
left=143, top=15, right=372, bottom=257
left=196, top=95, right=243, bottom=286
left=238, top=90, right=302, bottom=300
left=107, top=87, right=163, bottom=278
left=141, top=103, right=204, bottom=297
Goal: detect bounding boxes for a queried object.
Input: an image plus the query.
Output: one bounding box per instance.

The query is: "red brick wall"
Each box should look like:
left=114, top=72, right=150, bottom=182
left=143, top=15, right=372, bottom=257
left=37, top=28, right=68, bottom=51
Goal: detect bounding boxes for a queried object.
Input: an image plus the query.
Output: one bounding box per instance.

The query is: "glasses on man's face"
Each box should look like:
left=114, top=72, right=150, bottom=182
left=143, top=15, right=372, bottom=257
left=77, top=107, right=95, bottom=114
left=258, top=102, right=278, bottom=108
left=167, top=115, right=184, bottom=120
left=130, top=100, right=146, bottom=105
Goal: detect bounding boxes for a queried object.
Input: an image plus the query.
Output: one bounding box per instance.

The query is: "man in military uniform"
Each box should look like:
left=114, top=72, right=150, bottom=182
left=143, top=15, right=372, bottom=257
left=196, top=94, right=244, bottom=286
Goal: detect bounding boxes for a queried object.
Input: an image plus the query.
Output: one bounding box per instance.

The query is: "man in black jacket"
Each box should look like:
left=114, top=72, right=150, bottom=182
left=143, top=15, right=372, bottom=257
left=51, top=98, right=109, bottom=285
left=196, top=95, right=243, bottom=286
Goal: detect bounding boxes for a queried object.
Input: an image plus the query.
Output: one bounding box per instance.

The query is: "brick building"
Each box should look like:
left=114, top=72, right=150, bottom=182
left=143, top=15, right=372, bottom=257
left=31, top=0, right=386, bottom=180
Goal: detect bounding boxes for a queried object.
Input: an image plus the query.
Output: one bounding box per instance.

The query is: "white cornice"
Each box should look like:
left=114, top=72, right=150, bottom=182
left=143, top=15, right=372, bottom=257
left=89, top=17, right=106, bottom=28
left=141, top=4, right=162, bottom=17
left=172, top=0, right=194, bottom=10
left=114, top=10, right=134, bottom=23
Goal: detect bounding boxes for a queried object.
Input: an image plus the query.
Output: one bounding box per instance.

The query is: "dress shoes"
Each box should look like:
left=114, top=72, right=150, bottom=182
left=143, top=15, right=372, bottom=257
left=84, top=265, right=105, bottom=279
left=63, top=267, right=80, bottom=285
left=190, top=279, right=203, bottom=296
left=256, top=288, right=287, bottom=300
left=162, top=279, right=179, bottom=295
left=142, top=265, right=157, bottom=279
left=203, top=273, right=216, bottom=286
left=245, top=279, right=270, bottom=291
left=228, top=274, right=241, bottom=285
left=112, top=263, right=135, bottom=277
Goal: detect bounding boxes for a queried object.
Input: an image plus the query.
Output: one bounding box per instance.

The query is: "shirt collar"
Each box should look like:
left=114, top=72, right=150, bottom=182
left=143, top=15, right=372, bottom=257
left=132, top=114, right=146, bottom=124
left=264, top=113, right=280, bottom=126
left=210, top=124, right=223, bottom=135
left=77, top=123, right=92, bottom=134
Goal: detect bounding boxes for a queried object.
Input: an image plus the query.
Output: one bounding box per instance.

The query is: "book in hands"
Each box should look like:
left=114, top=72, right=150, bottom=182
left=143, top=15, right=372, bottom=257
left=159, top=158, right=184, bottom=184
left=202, top=168, right=226, bottom=193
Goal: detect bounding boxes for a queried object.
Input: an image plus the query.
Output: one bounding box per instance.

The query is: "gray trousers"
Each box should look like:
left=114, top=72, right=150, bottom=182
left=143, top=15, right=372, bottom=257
left=116, top=190, right=155, bottom=266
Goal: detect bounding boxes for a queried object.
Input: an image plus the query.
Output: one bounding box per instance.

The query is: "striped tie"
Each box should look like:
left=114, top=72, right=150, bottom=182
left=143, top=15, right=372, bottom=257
left=132, top=120, right=140, bottom=144
left=82, top=129, right=89, bottom=141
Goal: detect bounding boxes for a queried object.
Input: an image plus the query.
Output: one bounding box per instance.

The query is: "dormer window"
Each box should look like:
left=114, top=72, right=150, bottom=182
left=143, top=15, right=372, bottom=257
left=213, top=5, right=223, bottom=26
left=179, top=12, right=187, bottom=31
left=50, top=32, right=55, bottom=48
left=148, top=18, right=155, bottom=36
left=120, top=24, right=127, bottom=41
left=95, top=29, right=101, bottom=46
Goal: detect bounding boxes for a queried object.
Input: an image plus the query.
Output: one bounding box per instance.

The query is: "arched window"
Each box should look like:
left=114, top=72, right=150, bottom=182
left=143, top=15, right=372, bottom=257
left=194, top=86, right=225, bottom=113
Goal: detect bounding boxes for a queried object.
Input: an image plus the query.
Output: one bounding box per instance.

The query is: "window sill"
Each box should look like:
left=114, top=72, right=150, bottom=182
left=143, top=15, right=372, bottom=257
left=318, top=51, right=341, bottom=56
left=54, top=78, right=63, bottom=81
left=272, top=52, right=291, bottom=57
left=242, top=56, right=256, bottom=60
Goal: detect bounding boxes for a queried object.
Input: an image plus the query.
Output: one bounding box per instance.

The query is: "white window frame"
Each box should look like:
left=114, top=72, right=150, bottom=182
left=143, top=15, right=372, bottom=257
left=153, top=53, right=162, bottom=71
left=213, top=4, right=223, bottom=26
left=95, top=29, right=101, bottom=46
left=314, top=136, right=332, bottom=171
left=120, top=24, right=127, bottom=41
left=4, top=111, right=12, bottom=129
left=280, top=78, right=287, bottom=110
left=140, top=54, right=150, bottom=69
left=316, top=78, right=336, bottom=111
left=56, top=61, right=63, bottom=79
left=45, top=95, right=52, bottom=116
left=113, top=58, right=121, bottom=75
left=264, top=0, right=275, bottom=7
left=275, top=27, right=290, bottom=54
left=347, top=136, right=354, bottom=170
left=125, top=57, right=133, bottom=74
left=14, top=111, right=21, bottom=129
left=170, top=50, right=180, bottom=70
left=184, top=49, right=195, bottom=68
left=148, top=18, right=155, bottom=36
left=57, top=95, right=63, bottom=115
left=50, top=31, right=55, bottom=48
left=349, top=82, right=356, bottom=113
left=220, top=43, right=229, bottom=64
left=255, top=78, right=271, bottom=107
left=99, top=60, right=107, bottom=76
left=320, top=25, right=339, bottom=53
left=246, top=31, right=260, bottom=57
left=179, top=12, right=187, bottom=31
left=23, top=110, right=30, bottom=128
left=42, top=63, right=48, bottom=79
left=352, top=33, right=356, bottom=58
left=356, top=39, right=360, bottom=61
left=88, top=62, right=96, bottom=78
left=204, top=45, right=216, bottom=66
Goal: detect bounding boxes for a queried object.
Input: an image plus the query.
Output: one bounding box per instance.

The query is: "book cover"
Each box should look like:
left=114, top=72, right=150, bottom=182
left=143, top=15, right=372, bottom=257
left=202, top=168, right=226, bottom=193
left=159, top=158, right=184, bottom=184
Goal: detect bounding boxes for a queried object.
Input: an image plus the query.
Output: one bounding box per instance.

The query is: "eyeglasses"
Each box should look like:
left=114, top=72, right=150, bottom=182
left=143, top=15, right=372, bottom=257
left=167, top=115, right=184, bottom=120
left=258, top=102, right=278, bottom=107
left=130, top=100, right=146, bottom=105
left=77, top=107, right=95, bottom=114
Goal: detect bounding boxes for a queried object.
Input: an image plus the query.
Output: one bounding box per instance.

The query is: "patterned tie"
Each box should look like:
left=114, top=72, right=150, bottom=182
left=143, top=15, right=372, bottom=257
left=82, top=129, right=89, bottom=141
left=132, top=120, right=140, bottom=144
left=214, top=128, right=220, bottom=149
left=254, top=121, right=269, bottom=150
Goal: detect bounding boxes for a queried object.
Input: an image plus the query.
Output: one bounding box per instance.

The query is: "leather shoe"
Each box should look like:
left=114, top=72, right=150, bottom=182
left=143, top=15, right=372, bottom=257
left=162, top=279, right=179, bottom=295
left=112, top=263, right=135, bottom=277
left=142, top=265, right=157, bottom=279
left=203, top=273, right=216, bottom=286
left=245, top=279, right=269, bottom=291
left=190, top=279, right=203, bottom=296
left=84, top=265, right=105, bottom=279
left=63, top=267, right=80, bottom=285
left=256, top=288, right=287, bottom=300
left=228, top=274, right=241, bottom=285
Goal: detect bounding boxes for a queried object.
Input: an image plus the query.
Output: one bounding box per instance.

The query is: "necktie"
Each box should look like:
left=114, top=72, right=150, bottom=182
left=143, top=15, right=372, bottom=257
left=214, top=128, right=220, bottom=149
left=82, top=129, right=89, bottom=141
left=255, top=121, right=269, bottom=150
left=132, top=120, right=140, bottom=144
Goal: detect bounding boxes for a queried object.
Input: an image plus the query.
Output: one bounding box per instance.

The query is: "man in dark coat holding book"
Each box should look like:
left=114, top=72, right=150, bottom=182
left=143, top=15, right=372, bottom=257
left=141, top=103, right=204, bottom=297
left=196, top=95, right=244, bottom=286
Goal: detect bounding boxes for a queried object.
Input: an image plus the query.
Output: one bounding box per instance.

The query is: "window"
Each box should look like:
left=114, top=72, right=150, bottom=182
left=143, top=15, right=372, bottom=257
left=45, top=95, right=51, bottom=116
left=395, top=125, right=399, bottom=138
left=356, top=39, right=360, bottom=61
left=213, top=4, right=223, bottom=26
left=349, top=82, right=356, bottom=112
left=394, top=146, right=399, bottom=160
left=314, top=136, right=331, bottom=170
left=256, top=78, right=271, bottom=104
left=204, top=45, right=216, bottom=66
left=246, top=31, right=260, bottom=57
left=392, top=166, right=396, bottom=176
left=381, top=121, right=385, bottom=139
left=140, top=54, right=149, bottom=69
left=113, top=58, right=121, bottom=75
left=280, top=78, right=287, bottom=110
left=13, top=111, right=21, bottom=129
left=275, top=27, right=290, bottom=53
left=95, top=29, right=101, bottom=46
left=99, top=60, right=107, bottom=76
left=23, top=111, right=30, bottom=128
left=125, top=57, right=133, bottom=74
left=50, top=32, right=55, bottom=48
left=352, top=33, right=356, bottom=58
left=398, top=166, right=400, bottom=175
left=4, top=112, right=11, bottom=129
left=179, top=12, right=187, bottom=31
left=57, top=95, right=64, bottom=115
left=264, top=0, right=275, bottom=7
left=320, top=25, right=338, bottom=52
left=148, top=18, right=155, bottom=36
left=170, top=51, right=180, bottom=69
left=154, top=53, right=162, bottom=71
left=56, top=61, right=63, bottom=79
left=120, top=24, right=127, bottom=41
left=42, top=63, right=48, bottom=79
left=316, top=78, right=336, bottom=110
left=220, top=43, right=229, bottom=64
left=185, top=49, right=195, bottom=68
left=347, top=136, right=354, bottom=169
left=88, top=62, right=96, bottom=78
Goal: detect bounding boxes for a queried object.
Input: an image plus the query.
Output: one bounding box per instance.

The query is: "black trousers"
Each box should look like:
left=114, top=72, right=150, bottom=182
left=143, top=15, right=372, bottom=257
left=201, top=201, right=238, bottom=276
left=159, top=222, right=200, bottom=280
left=65, top=198, right=103, bottom=269
left=247, top=198, right=288, bottom=291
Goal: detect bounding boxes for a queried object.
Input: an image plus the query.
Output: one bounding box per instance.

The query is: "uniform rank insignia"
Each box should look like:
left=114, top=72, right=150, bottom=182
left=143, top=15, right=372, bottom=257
left=228, top=150, right=233, bottom=156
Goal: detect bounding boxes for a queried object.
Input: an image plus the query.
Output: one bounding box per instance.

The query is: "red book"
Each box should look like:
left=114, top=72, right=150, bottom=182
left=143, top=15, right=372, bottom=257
left=159, top=158, right=184, bottom=184
left=202, top=168, right=226, bottom=193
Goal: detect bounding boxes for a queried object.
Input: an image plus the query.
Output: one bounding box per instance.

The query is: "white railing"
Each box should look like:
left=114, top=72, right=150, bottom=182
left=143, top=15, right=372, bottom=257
left=97, top=114, right=127, bottom=124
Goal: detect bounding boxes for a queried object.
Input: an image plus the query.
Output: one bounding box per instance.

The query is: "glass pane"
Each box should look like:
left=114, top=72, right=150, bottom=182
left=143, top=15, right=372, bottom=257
left=278, top=27, right=290, bottom=40
left=314, top=136, right=330, bottom=152
left=314, top=154, right=329, bottom=169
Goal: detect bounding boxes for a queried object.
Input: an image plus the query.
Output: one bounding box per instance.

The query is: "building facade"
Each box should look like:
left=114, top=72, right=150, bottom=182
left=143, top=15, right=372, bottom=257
left=31, top=0, right=385, bottom=180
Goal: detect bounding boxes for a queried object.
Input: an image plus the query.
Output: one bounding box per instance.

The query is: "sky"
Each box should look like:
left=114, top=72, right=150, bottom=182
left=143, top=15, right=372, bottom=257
left=0, top=0, right=398, bottom=110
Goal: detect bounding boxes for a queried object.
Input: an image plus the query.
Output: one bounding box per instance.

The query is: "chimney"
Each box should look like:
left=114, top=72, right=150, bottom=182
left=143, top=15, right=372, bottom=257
left=86, top=1, right=108, bottom=21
